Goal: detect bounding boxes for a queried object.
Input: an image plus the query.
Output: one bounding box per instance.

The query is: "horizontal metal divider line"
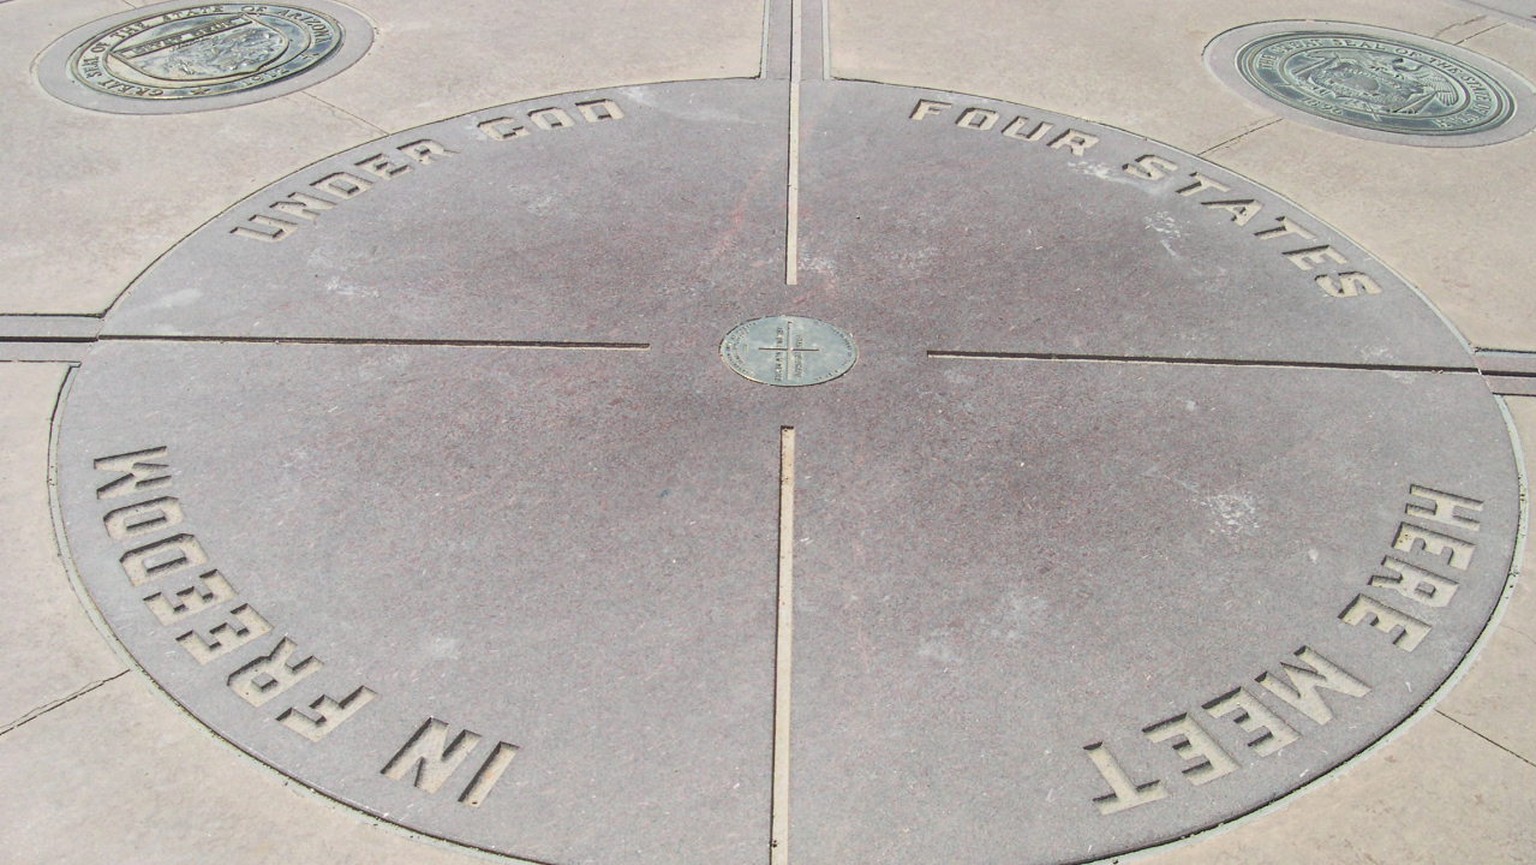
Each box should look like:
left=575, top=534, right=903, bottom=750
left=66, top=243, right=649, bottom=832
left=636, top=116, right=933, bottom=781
left=1479, top=368, right=1536, bottom=380
left=0, top=335, right=98, bottom=344
left=928, top=350, right=1481, bottom=375
left=97, top=334, right=651, bottom=350
left=0, top=314, right=104, bottom=342
left=1473, top=349, right=1536, bottom=378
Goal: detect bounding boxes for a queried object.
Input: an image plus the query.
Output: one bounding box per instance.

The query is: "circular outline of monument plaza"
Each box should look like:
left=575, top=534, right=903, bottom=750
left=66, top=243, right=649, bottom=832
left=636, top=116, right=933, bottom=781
left=53, top=73, right=1521, bottom=865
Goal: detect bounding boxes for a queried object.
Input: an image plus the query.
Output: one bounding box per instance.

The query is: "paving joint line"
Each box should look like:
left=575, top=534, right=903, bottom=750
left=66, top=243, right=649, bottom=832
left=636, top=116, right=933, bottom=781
left=0, top=670, right=129, bottom=740
left=302, top=91, right=390, bottom=136
left=1455, top=21, right=1506, bottom=43
left=1433, top=13, right=1490, bottom=39
left=1198, top=118, right=1281, bottom=156
left=1435, top=709, right=1536, bottom=769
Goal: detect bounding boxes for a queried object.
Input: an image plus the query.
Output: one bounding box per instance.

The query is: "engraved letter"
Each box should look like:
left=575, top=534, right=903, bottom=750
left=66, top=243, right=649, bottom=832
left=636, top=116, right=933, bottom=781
left=143, top=570, right=235, bottom=625
left=228, top=638, right=323, bottom=706
left=94, top=446, right=171, bottom=500
left=1203, top=687, right=1299, bottom=757
left=103, top=496, right=183, bottom=540
left=1314, top=272, right=1382, bottom=298
left=354, top=152, right=413, bottom=180
left=1082, top=742, right=1166, bottom=815
left=1177, top=173, right=1230, bottom=196
left=1370, top=556, right=1459, bottom=607
left=175, top=604, right=272, bottom=664
left=278, top=686, right=376, bottom=742
left=1253, top=217, right=1317, bottom=242
left=575, top=99, right=625, bottom=122
left=310, top=172, right=372, bottom=199
left=1143, top=713, right=1237, bottom=785
left=529, top=107, right=575, bottom=130
left=1283, top=245, right=1349, bottom=271
left=1201, top=199, right=1263, bottom=227
left=459, top=742, right=519, bottom=807
left=382, top=718, right=482, bottom=793
left=398, top=139, right=457, bottom=164
left=478, top=117, right=529, bottom=140
left=1340, top=594, right=1431, bottom=651
left=269, top=192, right=336, bottom=221
left=1001, top=117, right=1054, bottom=141
left=1393, top=522, right=1474, bottom=570
left=956, top=107, right=998, bottom=131
left=1049, top=130, right=1099, bottom=155
left=1123, top=154, right=1178, bottom=181
left=1255, top=646, right=1370, bottom=725
left=120, top=533, right=208, bottom=586
left=230, top=213, right=298, bottom=242
left=1406, top=486, right=1483, bottom=531
left=909, top=99, right=952, bottom=121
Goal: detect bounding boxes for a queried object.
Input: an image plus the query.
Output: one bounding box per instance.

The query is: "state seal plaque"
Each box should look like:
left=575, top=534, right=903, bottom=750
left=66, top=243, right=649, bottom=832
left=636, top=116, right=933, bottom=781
left=38, top=1, right=374, bottom=113
left=1208, top=21, right=1536, bottom=146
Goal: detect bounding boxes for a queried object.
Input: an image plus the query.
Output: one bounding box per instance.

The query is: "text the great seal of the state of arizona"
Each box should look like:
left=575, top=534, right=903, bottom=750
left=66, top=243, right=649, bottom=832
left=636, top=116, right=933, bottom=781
left=69, top=4, right=343, bottom=100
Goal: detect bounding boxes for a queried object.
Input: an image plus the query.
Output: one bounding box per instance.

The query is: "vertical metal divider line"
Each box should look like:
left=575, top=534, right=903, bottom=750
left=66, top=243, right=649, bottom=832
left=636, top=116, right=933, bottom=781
left=770, top=425, right=797, bottom=865
left=757, top=0, right=771, bottom=76
left=785, top=0, right=803, bottom=286
left=820, top=0, right=832, bottom=80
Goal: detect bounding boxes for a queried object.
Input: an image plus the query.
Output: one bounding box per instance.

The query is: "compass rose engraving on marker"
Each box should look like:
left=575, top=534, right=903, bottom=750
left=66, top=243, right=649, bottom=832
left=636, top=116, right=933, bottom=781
left=721, top=315, right=857, bottom=387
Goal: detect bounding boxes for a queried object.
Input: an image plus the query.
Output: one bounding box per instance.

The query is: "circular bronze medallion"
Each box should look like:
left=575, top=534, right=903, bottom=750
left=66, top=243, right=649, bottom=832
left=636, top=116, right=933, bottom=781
left=1208, top=21, right=1536, bottom=147
left=73, top=5, right=341, bottom=99
left=1236, top=30, right=1514, bottom=136
left=721, top=315, right=857, bottom=386
left=38, top=1, right=373, bottom=113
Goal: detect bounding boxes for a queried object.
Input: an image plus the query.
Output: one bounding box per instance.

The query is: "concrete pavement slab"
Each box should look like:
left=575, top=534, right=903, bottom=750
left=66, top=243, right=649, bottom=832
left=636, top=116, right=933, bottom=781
left=1437, top=624, right=1536, bottom=764
left=0, top=364, right=125, bottom=733
left=0, top=674, right=477, bottom=865
left=1143, top=712, right=1536, bottom=865
left=299, top=0, right=766, bottom=133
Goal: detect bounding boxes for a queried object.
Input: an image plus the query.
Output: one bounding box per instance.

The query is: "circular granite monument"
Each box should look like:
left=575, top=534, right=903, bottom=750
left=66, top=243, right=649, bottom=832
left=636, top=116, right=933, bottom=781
left=52, top=77, right=1520, bottom=864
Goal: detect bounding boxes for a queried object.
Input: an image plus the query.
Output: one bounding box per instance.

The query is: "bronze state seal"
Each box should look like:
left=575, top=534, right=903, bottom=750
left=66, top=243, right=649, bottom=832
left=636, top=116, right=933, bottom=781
left=69, top=4, right=344, bottom=101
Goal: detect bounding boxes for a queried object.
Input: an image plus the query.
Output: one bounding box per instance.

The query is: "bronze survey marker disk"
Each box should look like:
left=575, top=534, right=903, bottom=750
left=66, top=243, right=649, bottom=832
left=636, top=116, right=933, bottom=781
left=721, top=315, right=857, bottom=386
left=53, top=79, right=1520, bottom=865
